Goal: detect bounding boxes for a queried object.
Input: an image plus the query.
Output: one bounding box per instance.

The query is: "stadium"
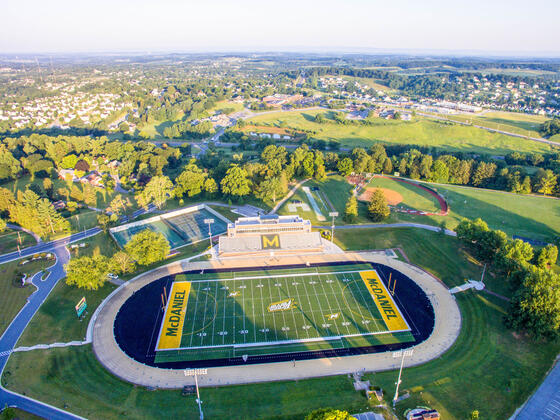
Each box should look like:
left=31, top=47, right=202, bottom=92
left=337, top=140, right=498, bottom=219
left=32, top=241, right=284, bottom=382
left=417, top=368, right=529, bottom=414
left=92, top=213, right=460, bottom=388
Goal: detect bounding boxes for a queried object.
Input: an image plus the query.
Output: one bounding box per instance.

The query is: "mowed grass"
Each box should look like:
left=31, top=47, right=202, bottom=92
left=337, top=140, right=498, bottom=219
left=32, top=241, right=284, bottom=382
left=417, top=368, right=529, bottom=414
left=278, top=176, right=353, bottom=224
left=3, top=228, right=558, bottom=419
left=365, top=177, right=441, bottom=213
left=16, top=281, right=116, bottom=348
left=441, top=111, right=548, bottom=138
left=0, top=258, right=53, bottom=336
left=424, top=183, right=560, bottom=241
left=244, top=110, right=552, bottom=154
left=304, top=175, right=560, bottom=242
left=0, top=228, right=36, bottom=254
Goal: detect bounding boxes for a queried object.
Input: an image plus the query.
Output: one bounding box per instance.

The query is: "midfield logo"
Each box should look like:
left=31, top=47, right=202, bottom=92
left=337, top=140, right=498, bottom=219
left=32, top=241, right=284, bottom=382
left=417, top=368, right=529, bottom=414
left=267, top=298, right=296, bottom=312
left=325, top=312, right=340, bottom=320
left=228, top=291, right=241, bottom=297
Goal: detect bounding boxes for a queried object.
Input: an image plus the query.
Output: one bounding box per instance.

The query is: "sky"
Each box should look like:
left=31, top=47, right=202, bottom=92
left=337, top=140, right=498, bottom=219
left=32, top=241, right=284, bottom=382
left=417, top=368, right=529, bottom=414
left=1, top=0, right=559, bottom=56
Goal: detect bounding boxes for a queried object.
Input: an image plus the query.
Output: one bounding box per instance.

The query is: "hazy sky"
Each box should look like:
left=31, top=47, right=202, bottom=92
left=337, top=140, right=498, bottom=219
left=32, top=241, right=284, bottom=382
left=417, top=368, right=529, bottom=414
left=1, top=0, right=559, bottom=55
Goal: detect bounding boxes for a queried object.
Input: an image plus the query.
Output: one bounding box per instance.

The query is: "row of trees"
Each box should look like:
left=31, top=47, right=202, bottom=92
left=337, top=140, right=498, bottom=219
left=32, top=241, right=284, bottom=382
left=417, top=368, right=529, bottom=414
left=0, top=188, right=69, bottom=238
left=331, top=145, right=560, bottom=197
left=66, top=230, right=170, bottom=290
left=456, top=218, right=560, bottom=339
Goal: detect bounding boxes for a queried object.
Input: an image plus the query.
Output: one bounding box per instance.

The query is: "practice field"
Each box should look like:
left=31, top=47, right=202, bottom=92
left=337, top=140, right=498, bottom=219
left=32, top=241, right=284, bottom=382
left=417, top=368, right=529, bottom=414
left=153, top=264, right=415, bottom=363
left=110, top=204, right=229, bottom=249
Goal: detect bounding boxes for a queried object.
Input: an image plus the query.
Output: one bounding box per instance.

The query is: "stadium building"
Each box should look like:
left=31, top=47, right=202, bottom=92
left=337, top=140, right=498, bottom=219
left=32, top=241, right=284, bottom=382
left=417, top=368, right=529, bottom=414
left=218, top=214, right=324, bottom=256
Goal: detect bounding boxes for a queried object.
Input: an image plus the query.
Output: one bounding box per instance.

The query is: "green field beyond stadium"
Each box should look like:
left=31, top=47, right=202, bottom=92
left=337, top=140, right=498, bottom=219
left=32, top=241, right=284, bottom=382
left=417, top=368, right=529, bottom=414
left=154, top=264, right=414, bottom=363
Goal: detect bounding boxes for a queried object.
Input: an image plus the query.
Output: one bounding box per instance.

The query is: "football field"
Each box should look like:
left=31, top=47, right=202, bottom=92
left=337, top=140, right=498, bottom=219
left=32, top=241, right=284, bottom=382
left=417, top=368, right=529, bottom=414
left=154, top=264, right=414, bottom=363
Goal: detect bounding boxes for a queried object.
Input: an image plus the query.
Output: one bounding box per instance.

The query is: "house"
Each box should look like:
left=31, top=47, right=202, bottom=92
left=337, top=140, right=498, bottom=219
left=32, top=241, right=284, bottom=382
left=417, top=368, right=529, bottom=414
left=53, top=200, right=66, bottom=211
left=58, top=168, right=77, bottom=181
left=80, top=172, right=104, bottom=188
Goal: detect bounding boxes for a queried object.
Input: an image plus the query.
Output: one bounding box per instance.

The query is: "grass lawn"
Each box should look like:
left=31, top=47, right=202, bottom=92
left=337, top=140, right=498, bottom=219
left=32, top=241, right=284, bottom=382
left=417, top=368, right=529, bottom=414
left=4, top=228, right=557, bottom=419
left=441, top=111, right=547, bottom=138
left=0, top=258, right=53, bottom=336
left=277, top=176, right=353, bottom=224
left=244, top=110, right=553, bottom=155
left=16, top=281, right=116, bottom=347
left=422, top=183, right=560, bottom=242
left=365, top=177, right=441, bottom=213
left=70, top=231, right=120, bottom=258
left=0, top=228, right=36, bottom=254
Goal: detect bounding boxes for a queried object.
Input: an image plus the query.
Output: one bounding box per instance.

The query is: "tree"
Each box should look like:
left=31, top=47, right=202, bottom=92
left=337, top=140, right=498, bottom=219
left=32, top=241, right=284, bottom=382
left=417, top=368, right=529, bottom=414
left=337, top=158, right=354, bottom=176
left=110, top=251, right=136, bottom=275
left=97, top=213, right=111, bottom=232
left=506, top=265, right=560, bottom=340
left=367, top=189, right=390, bottom=222
left=255, top=177, right=285, bottom=203
left=176, top=163, right=208, bottom=198
left=142, top=175, right=173, bottom=209
left=535, top=244, right=558, bottom=268
left=125, top=230, right=170, bottom=266
left=0, top=218, right=6, bottom=232
left=220, top=165, right=251, bottom=198
left=344, top=195, right=358, bottom=223
left=533, top=169, right=557, bottom=195
left=305, top=408, right=355, bottom=420
left=430, top=159, right=449, bottom=183
left=65, top=255, right=109, bottom=290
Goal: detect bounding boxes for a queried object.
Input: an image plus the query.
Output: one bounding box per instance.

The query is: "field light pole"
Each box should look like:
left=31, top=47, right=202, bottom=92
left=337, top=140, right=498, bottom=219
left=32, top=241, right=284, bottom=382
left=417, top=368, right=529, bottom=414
left=194, top=372, right=203, bottom=420
left=392, top=349, right=414, bottom=407
left=204, top=218, right=214, bottom=251
left=329, top=212, right=338, bottom=243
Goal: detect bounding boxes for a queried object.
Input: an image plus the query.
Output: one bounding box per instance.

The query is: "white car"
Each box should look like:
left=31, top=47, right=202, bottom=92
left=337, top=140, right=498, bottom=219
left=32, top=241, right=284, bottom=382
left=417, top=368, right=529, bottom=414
left=107, top=273, right=119, bottom=280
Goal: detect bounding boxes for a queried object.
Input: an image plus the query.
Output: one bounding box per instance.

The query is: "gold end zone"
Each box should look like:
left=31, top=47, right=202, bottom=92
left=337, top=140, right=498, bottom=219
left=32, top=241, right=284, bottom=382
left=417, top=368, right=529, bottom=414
left=359, top=271, right=409, bottom=331
left=156, top=282, right=191, bottom=350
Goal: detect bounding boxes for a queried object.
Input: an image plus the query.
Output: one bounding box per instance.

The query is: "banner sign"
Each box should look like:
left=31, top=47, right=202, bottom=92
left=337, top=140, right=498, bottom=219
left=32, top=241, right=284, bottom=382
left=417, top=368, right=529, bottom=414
left=75, top=297, right=87, bottom=317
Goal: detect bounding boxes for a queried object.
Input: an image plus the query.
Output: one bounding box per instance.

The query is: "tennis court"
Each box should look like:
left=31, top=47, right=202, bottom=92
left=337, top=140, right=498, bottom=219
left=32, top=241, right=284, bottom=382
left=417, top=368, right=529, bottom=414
left=110, top=205, right=229, bottom=249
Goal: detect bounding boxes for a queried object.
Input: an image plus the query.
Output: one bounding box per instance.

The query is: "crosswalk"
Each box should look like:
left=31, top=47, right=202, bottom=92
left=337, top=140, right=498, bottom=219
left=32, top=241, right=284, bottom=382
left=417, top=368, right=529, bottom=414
left=0, top=350, right=12, bottom=357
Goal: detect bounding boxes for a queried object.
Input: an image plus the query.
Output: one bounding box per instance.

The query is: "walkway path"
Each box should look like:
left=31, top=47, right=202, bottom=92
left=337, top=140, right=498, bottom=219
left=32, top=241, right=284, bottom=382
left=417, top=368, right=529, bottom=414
left=0, top=245, right=84, bottom=419
left=269, top=178, right=310, bottom=214
left=6, top=223, right=41, bottom=245
left=327, top=223, right=456, bottom=236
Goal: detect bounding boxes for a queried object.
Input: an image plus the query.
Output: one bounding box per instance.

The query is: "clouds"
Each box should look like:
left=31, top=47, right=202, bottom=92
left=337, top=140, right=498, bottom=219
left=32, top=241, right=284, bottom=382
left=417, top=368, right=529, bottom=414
left=1, top=0, right=558, bottom=54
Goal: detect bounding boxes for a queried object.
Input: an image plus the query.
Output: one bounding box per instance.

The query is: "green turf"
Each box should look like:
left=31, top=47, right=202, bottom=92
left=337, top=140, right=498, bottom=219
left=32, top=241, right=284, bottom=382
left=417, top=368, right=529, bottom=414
left=155, top=265, right=412, bottom=362
left=243, top=110, right=552, bottom=154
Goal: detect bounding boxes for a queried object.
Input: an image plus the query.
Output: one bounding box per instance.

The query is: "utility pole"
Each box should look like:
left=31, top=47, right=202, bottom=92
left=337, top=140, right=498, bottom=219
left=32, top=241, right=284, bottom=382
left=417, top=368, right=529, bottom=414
left=329, top=212, right=338, bottom=243
left=392, top=349, right=414, bottom=407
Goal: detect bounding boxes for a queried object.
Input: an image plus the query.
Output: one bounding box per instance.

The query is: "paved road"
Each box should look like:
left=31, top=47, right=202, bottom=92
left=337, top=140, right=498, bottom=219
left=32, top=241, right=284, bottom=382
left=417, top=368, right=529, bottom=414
left=515, top=359, right=560, bottom=420
left=0, top=227, right=102, bottom=265
left=0, top=246, right=84, bottom=419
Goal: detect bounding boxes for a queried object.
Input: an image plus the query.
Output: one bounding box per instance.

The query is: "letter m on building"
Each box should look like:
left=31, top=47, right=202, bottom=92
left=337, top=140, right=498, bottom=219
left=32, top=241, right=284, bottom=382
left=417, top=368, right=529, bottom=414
left=261, top=234, right=280, bottom=249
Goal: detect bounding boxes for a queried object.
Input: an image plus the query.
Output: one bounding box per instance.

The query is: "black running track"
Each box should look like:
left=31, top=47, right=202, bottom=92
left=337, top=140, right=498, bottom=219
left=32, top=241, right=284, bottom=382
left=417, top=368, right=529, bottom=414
left=113, top=262, right=435, bottom=368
